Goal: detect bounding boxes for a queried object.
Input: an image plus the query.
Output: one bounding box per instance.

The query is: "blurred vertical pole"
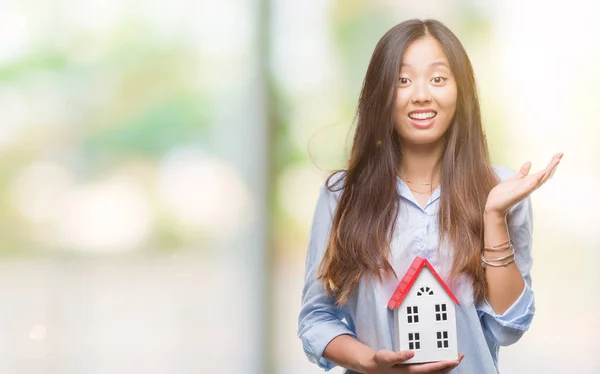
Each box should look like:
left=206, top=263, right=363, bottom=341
left=255, top=0, right=276, bottom=373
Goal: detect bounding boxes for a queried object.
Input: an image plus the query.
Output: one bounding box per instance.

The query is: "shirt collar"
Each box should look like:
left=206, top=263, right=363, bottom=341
left=396, top=177, right=441, bottom=211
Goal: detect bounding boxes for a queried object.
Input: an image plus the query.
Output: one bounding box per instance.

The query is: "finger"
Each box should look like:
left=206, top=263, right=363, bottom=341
left=538, top=164, right=559, bottom=187
left=515, top=161, right=532, bottom=179
left=531, top=163, right=560, bottom=192
left=373, top=350, right=396, bottom=365
left=374, top=350, right=414, bottom=365
left=404, top=360, right=460, bottom=373
left=542, top=153, right=563, bottom=176
left=432, top=355, right=464, bottom=374
left=517, top=170, right=546, bottom=196
left=389, top=350, right=415, bottom=364
left=539, top=154, right=563, bottom=185
left=436, top=367, right=458, bottom=374
left=516, top=163, right=557, bottom=199
left=517, top=153, right=563, bottom=184
left=547, top=162, right=560, bottom=180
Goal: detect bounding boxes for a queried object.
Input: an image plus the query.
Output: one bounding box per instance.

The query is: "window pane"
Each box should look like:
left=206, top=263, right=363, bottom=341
left=442, top=304, right=446, bottom=311
left=414, top=306, right=419, bottom=313
left=443, top=331, right=448, bottom=338
left=408, top=315, right=412, bottom=323
left=407, top=306, right=412, bottom=314
left=436, top=314, right=441, bottom=321
left=437, top=341, right=442, bottom=348
left=443, top=340, right=448, bottom=348
left=435, top=304, right=440, bottom=312
left=415, top=342, right=420, bottom=349
left=409, top=333, right=413, bottom=340
left=414, top=315, right=419, bottom=323
left=437, top=332, right=441, bottom=339
left=415, top=333, right=420, bottom=340
left=409, top=342, right=414, bottom=350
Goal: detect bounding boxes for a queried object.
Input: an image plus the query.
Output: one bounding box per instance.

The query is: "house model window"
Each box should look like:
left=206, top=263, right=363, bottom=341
left=436, top=331, right=449, bottom=349
left=388, top=257, right=459, bottom=364
left=435, top=304, right=447, bottom=321
left=408, top=333, right=421, bottom=350
left=406, top=306, right=419, bottom=323
left=417, top=286, right=434, bottom=296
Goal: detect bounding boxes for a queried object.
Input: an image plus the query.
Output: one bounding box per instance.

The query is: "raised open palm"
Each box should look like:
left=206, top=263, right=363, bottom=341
left=485, top=153, right=563, bottom=216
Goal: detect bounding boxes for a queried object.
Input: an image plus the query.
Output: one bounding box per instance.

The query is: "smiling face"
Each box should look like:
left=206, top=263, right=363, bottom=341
left=394, top=36, right=457, bottom=147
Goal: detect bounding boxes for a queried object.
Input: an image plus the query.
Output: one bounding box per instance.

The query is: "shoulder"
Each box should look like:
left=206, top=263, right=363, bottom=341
left=322, top=170, right=347, bottom=200
left=313, top=170, right=346, bottom=216
left=325, top=170, right=347, bottom=188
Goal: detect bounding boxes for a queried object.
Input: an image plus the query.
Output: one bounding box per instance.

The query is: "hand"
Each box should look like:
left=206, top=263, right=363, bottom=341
left=484, top=153, right=563, bottom=217
left=364, top=350, right=464, bottom=374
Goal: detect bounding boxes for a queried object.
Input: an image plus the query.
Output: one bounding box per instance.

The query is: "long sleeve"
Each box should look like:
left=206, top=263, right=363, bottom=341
left=477, top=194, right=536, bottom=346
left=297, top=183, right=356, bottom=370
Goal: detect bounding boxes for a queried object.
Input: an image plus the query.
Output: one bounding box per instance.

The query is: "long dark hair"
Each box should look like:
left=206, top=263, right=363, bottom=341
left=318, top=19, right=498, bottom=305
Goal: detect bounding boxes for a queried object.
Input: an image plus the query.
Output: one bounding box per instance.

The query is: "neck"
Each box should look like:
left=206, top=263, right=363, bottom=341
left=398, top=140, right=445, bottom=184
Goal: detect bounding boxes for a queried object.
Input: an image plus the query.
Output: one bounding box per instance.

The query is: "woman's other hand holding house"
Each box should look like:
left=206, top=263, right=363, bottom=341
left=365, top=349, right=464, bottom=373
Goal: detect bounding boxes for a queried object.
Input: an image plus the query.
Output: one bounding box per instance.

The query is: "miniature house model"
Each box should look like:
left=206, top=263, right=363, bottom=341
left=387, top=257, right=459, bottom=364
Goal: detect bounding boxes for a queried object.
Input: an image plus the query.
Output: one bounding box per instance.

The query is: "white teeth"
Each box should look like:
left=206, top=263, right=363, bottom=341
left=409, top=112, right=436, bottom=120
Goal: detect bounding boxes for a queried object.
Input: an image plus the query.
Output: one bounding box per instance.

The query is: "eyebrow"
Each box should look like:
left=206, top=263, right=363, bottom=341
left=401, top=61, right=450, bottom=69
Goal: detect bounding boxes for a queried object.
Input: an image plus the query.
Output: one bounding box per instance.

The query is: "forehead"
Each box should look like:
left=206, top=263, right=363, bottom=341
left=400, top=36, right=450, bottom=70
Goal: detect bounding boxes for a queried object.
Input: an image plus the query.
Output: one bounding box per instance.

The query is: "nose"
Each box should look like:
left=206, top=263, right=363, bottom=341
left=411, top=81, right=431, bottom=104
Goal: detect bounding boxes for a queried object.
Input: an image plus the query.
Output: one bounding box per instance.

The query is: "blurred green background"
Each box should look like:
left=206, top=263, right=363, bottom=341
left=0, top=0, right=598, bottom=373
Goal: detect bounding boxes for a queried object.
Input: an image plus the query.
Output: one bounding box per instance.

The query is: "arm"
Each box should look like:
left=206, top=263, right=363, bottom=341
left=298, top=184, right=359, bottom=370
left=477, top=197, right=535, bottom=346
left=478, top=154, right=561, bottom=345
left=323, top=336, right=460, bottom=373
left=323, top=335, right=378, bottom=372
left=482, top=204, right=526, bottom=314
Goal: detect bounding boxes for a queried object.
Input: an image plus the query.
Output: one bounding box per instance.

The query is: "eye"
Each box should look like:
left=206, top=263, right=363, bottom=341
left=398, top=77, right=411, bottom=85
left=431, top=77, right=448, bottom=85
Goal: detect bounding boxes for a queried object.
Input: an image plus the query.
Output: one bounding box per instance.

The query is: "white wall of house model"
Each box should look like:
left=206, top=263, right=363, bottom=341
left=388, top=257, right=459, bottom=364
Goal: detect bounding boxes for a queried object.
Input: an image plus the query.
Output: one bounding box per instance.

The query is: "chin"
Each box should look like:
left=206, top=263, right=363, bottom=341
left=402, top=132, right=446, bottom=146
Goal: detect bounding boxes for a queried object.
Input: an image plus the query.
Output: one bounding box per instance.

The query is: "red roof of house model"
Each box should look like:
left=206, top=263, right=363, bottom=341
left=387, top=256, right=459, bottom=309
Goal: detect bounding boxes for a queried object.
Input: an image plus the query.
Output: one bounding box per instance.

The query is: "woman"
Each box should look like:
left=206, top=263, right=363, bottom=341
left=297, top=19, right=561, bottom=373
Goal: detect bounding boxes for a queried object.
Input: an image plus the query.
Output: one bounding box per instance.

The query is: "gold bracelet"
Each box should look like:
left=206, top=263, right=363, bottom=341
left=483, top=248, right=515, bottom=262
left=481, top=257, right=515, bottom=268
left=481, top=247, right=515, bottom=268
left=484, top=239, right=512, bottom=252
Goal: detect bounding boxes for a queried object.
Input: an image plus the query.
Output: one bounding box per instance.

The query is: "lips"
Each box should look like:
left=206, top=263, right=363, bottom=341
left=408, top=109, right=437, bottom=120
left=408, top=117, right=436, bottom=129
left=407, top=110, right=437, bottom=129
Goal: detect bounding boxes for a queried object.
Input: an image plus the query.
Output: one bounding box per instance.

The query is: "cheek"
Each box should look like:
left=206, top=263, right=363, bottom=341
left=395, top=90, right=410, bottom=111
left=439, top=87, right=458, bottom=110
